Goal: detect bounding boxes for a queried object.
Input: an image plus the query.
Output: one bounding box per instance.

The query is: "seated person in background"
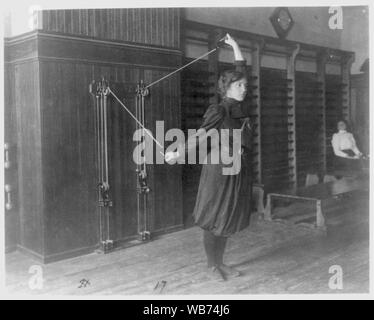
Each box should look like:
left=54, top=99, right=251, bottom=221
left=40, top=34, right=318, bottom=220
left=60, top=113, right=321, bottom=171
left=331, top=120, right=363, bottom=174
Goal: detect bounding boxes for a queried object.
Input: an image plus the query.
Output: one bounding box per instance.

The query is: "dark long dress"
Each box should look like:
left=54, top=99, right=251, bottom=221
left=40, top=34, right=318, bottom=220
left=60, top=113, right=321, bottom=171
left=186, top=60, right=253, bottom=237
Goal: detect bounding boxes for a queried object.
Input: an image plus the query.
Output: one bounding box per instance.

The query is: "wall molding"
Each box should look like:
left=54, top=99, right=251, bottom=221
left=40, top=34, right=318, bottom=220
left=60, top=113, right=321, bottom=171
left=5, top=31, right=183, bottom=70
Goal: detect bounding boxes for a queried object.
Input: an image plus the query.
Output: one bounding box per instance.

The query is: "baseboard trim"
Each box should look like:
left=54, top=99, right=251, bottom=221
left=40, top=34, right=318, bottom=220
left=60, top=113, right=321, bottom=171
left=16, top=244, right=98, bottom=264
left=14, top=224, right=185, bottom=263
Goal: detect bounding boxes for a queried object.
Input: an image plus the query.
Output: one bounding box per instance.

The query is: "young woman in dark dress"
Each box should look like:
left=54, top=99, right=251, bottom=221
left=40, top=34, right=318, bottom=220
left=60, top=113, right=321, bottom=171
left=165, top=34, right=252, bottom=281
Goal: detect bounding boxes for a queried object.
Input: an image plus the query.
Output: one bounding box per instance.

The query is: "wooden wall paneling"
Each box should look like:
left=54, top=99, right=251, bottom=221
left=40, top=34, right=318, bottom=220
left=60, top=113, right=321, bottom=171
left=40, top=9, right=180, bottom=49
left=148, top=70, right=166, bottom=233
left=90, top=65, right=183, bottom=244
left=14, top=61, right=45, bottom=258
left=40, top=60, right=99, bottom=260
left=184, top=19, right=354, bottom=65
left=351, top=73, right=369, bottom=155
left=75, top=63, right=98, bottom=247
left=64, top=10, right=73, bottom=34
left=169, top=72, right=183, bottom=230
left=6, top=27, right=183, bottom=262
left=4, top=63, right=19, bottom=252
left=93, top=65, right=142, bottom=243
left=106, top=73, right=140, bottom=242
left=126, top=68, right=183, bottom=235
left=71, top=9, right=80, bottom=34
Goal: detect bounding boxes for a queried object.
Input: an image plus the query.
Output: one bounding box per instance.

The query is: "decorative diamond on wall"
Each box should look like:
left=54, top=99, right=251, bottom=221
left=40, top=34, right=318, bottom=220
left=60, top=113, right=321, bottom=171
left=270, top=7, right=295, bottom=39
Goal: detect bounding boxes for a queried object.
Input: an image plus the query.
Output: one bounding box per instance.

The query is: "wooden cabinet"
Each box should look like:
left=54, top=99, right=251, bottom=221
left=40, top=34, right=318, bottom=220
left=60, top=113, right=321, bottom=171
left=5, top=8, right=183, bottom=263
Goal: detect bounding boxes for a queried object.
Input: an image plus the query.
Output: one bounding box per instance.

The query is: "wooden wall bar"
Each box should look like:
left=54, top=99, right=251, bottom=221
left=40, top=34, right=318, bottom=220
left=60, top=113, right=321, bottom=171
left=325, top=74, right=345, bottom=171
left=251, top=41, right=263, bottom=185
left=182, top=21, right=354, bottom=197
left=41, top=8, right=180, bottom=49
left=316, top=52, right=328, bottom=175
left=286, top=45, right=300, bottom=190
left=295, top=72, right=325, bottom=186
left=341, top=54, right=355, bottom=121
left=260, top=69, right=292, bottom=191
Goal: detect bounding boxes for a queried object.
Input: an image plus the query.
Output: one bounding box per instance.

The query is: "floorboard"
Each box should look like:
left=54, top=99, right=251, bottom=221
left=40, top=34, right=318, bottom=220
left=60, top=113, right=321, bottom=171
left=5, top=194, right=369, bottom=295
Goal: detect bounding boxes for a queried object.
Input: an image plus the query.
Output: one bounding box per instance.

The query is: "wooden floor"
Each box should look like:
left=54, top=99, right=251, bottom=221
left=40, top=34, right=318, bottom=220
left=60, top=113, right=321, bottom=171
left=5, top=193, right=369, bottom=296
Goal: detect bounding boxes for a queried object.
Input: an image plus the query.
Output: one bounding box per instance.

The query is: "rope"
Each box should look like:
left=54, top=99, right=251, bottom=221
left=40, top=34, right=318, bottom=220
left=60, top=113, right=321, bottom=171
left=145, top=47, right=218, bottom=89
left=108, top=88, right=165, bottom=156
left=145, top=35, right=227, bottom=89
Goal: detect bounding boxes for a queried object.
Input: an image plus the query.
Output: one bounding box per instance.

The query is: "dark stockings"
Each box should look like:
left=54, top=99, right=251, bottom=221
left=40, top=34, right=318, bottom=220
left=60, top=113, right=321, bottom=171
left=203, top=230, right=228, bottom=268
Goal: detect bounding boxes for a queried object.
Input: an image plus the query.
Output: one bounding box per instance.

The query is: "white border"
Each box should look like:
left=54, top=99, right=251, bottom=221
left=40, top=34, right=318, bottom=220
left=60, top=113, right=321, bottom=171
left=0, top=0, right=373, bottom=301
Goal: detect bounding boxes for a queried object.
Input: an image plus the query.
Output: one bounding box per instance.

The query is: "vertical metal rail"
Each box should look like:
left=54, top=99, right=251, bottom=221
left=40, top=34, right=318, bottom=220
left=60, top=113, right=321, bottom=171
left=136, top=81, right=151, bottom=242
left=89, top=80, right=113, bottom=253
left=141, top=84, right=150, bottom=239
left=102, top=86, right=112, bottom=250
left=95, top=93, right=103, bottom=244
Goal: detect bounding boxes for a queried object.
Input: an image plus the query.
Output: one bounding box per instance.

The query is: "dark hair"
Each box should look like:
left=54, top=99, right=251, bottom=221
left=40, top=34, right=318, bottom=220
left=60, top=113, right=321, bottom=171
left=217, top=70, right=246, bottom=98
left=337, top=119, right=351, bottom=131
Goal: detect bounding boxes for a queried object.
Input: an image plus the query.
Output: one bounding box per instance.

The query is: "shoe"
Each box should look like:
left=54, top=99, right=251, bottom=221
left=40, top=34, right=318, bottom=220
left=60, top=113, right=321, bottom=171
left=218, top=264, right=241, bottom=278
left=206, top=266, right=226, bottom=282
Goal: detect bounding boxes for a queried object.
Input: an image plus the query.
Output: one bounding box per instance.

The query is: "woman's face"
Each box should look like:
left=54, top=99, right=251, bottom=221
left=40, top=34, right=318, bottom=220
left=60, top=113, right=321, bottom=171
left=338, top=121, right=347, bottom=131
left=226, top=78, right=248, bottom=101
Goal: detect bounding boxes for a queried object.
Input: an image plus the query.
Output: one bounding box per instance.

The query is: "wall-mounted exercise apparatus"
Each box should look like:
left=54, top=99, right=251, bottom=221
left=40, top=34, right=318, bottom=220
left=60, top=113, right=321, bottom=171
left=89, top=80, right=113, bottom=252
left=4, top=8, right=184, bottom=262
left=88, top=36, right=227, bottom=251
left=90, top=79, right=160, bottom=250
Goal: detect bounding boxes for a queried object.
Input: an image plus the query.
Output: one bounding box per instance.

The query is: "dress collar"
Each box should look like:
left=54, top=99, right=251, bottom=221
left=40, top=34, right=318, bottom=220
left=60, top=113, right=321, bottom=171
left=221, top=97, right=246, bottom=118
left=221, top=97, right=240, bottom=107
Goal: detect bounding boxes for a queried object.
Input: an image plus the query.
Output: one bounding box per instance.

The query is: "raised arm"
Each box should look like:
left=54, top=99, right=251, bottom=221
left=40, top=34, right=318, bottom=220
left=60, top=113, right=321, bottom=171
left=225, top=34, right=244, bottom=61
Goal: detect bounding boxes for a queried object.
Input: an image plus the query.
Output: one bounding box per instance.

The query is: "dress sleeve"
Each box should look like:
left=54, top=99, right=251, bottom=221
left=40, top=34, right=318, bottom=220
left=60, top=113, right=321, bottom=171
left=349, top=133, right=361, bottom=155
left=178, top=104, right=226, bottom=159
left=200, top=104, right=226, bottom=131
left=332, top=133, right=347, bottom=158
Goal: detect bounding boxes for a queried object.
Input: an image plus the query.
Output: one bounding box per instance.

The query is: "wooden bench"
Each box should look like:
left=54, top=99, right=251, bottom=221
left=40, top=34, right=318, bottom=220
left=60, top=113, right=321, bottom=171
left=305, top=170, right=358, bottom=186
left=264, top=177, right=369, bottom=231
